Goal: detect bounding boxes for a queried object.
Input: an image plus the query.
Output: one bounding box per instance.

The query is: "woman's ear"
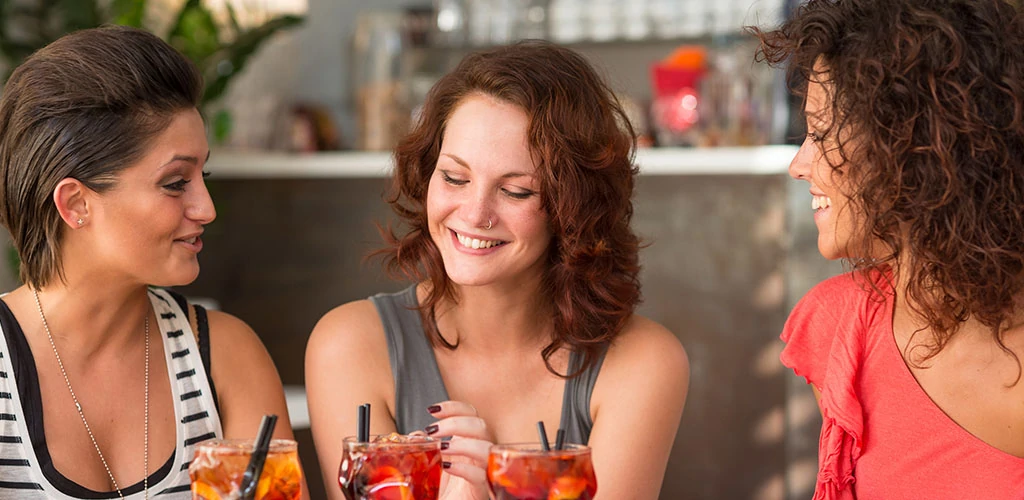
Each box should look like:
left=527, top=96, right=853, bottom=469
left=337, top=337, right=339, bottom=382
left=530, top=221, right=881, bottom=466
left=53, top=178, right=89, bottom=228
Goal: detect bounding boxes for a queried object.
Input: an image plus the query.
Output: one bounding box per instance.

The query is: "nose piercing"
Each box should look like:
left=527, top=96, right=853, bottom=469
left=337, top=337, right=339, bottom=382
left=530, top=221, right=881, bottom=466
left=485, top=218, right=493, bottom=230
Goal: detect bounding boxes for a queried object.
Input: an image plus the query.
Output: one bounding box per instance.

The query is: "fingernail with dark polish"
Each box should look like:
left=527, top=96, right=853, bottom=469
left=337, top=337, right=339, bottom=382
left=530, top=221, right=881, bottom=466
left=425, top=424, right=439, bottom=435
left=427, top=405, right=441, bottom=414
left=442, top=461, right=452, bottom=469
left=440, top=441, right=450, bottom=450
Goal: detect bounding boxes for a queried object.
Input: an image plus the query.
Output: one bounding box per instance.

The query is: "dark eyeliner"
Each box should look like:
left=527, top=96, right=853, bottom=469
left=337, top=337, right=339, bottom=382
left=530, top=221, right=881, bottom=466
left=441, top=171, right=468, bottom=186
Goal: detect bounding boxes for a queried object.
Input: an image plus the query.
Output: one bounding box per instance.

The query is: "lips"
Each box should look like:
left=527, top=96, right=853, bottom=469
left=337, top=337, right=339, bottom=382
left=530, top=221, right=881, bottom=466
left=450, top=229, right=507, bottom=251
left=174, top=233, right=203, bottom=252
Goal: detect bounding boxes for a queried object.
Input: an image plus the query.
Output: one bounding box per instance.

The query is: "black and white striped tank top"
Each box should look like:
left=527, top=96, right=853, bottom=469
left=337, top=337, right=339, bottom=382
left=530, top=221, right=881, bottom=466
left=0, top=288, right=223, bottom=499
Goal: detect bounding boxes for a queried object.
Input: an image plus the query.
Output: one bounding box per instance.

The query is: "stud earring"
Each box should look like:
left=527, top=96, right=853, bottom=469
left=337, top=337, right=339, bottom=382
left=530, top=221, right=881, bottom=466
left=76, top=218, right=84, bottom=226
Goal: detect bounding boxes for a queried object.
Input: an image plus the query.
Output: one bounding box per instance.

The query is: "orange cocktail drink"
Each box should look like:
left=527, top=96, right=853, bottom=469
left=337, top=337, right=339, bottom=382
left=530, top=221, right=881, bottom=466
left=189, top=439, right=302, bottom=500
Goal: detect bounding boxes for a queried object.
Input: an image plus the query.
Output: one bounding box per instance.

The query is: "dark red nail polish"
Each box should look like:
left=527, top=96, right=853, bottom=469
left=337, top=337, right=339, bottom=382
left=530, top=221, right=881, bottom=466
left=425, top=424, right=439, bottom=435
left=427, top=405, right=442, bottom=414
left=442, top=461, right=452, bottom=469
left=440, top=441, right=450, bottom=450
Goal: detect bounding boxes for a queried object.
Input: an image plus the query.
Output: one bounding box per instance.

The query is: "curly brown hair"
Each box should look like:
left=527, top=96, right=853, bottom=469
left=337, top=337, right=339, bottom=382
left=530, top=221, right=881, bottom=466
left=752, top=0, right=1024, bottom=379
left=377, top=40, right=641, bottom=377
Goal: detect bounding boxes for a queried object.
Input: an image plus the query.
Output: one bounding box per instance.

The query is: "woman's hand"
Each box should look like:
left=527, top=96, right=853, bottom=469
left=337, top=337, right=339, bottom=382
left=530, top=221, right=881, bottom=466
left=425, top=401, right=493, bottom=500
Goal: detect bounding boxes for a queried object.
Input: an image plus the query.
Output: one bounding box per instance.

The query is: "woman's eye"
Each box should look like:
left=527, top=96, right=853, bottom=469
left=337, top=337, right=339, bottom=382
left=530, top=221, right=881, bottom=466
left=164, top=179, right=190, bottom=192
left=807, top=132, right=826, bottom=143
left=503, top=189, right=535, bottom=200
left=441, top=171, right=468, bottom=186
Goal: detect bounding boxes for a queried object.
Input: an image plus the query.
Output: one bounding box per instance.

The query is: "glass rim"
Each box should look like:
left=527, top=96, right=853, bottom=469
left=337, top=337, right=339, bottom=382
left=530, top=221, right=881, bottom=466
left=342, top=434, right=441, bottom=450
left=195, top=438, right=297, bottom=452
left=488, top=442, right=591, bottom=456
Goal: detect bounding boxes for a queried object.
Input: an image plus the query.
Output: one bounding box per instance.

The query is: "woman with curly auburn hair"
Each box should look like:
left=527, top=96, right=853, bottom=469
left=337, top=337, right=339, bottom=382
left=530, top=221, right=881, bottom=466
left=306, top=40, right=689, bottom=499
left=752, top=0, right=1024, bottom=498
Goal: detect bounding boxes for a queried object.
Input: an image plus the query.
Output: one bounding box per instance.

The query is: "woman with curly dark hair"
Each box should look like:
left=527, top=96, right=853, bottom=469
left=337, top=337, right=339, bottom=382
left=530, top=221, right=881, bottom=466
left=753, top=0, right=1024, bottom=498
left=305, top=41, right=689, bottom=499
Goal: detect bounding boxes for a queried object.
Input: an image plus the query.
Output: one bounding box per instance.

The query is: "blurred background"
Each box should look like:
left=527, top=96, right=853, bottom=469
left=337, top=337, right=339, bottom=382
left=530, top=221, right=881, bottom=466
left=0, top=0, right=840, bottom=498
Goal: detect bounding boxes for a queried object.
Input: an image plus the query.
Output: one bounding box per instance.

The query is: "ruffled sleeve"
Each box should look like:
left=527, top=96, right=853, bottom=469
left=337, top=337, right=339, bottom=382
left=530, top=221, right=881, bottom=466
left=781, top=273, right=877, bottom=500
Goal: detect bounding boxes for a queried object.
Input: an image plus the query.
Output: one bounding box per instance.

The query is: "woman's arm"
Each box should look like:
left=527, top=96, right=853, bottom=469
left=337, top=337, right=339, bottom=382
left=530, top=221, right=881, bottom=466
left=306, top=300, right=398, bottom=500
left=587, top=316, right=690, bottom=500
left=206, top=309, right=309, bottom=499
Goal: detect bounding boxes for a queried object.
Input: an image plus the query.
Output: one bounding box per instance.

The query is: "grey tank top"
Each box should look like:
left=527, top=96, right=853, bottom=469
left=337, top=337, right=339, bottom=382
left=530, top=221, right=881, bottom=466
left=370, top=285, right=606, bottom=446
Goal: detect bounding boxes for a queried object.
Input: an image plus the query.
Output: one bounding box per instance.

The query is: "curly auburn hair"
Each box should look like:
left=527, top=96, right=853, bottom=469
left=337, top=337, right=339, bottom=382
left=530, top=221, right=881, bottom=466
left=377, top=40, right=641, bottom=378
left=752, top=0, right=1024, bottom=378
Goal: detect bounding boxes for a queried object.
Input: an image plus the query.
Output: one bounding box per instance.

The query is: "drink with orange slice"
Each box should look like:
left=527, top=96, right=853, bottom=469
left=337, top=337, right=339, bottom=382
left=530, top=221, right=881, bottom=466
left=487, top=443, right=597, bottom=500
left=338, top=433, right=442, bottom=500
left=189, top=438, right=303, bottom=500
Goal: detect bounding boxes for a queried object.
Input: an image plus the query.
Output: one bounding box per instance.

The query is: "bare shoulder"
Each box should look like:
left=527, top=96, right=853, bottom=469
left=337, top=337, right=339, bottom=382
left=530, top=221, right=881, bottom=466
left=603, top=315, right=689, bottom=376
left=305, top=298, right=393, bottom=409
left=306, top=299, right=387, bottom=362
left=204, top=309, right=294, bottom=440
left=586, top=315, right=689, bottom=498
left=205, top=310, right=269, bottom=366
left=306, top=297, right=398, bottom=490
left=594, top=315, right=690, bottom=412
left=205, top=310, right=282, bottom=396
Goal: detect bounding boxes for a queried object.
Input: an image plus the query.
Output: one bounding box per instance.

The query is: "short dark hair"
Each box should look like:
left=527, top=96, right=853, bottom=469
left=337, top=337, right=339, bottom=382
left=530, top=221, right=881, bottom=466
left=0, top=25, right=203, bottom=287
left=379, top=40, right=641, bottom=378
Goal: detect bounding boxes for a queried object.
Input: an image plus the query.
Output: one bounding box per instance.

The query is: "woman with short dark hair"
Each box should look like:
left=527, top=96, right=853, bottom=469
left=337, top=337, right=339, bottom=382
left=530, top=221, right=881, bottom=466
left=0, top=25, right=301, bottom=499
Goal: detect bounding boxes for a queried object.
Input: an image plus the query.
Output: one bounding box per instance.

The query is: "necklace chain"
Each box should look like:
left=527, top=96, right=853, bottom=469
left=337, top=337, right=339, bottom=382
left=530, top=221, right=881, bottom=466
left=32, top=289, right=149, bottom=500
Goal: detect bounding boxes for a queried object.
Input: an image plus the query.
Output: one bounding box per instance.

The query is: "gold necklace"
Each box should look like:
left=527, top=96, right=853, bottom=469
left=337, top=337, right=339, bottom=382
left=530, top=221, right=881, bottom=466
left=32, top=289, right=149, bottom=500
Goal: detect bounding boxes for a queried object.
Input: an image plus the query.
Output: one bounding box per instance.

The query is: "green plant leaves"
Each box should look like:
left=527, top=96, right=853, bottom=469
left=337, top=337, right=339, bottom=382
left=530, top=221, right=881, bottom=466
left=110, top=0, right=146, bottom=28
left=168, top=0, right=221, bottom=68
left=0, top=0, right=304, bottom=113
left=201, top=13, right=303, bottom=106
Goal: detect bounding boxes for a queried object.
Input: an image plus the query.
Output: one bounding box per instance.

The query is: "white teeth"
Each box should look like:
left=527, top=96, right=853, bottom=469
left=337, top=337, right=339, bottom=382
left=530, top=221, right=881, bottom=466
left=456, top=232, right=502, bottom=249
left=812, top=195, right=832, bottom=211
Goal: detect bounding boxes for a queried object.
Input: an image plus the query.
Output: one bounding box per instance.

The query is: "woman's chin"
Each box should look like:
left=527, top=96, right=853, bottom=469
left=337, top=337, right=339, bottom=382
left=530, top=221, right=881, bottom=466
left=150, top=267, right=200, bottom=288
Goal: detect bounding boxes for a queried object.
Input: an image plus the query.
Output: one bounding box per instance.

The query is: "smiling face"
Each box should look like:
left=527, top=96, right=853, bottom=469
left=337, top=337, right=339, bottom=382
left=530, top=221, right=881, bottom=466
left=82, top=108, right=215, bottom=286
left=425, top=94, right=552, bottom=289
left=789, top=70, right=861, bottom=260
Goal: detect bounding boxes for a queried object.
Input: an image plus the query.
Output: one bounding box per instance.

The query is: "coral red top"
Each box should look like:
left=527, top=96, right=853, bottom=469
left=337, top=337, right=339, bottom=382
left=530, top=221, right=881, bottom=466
left=782, top=271, right=1024, bottom=499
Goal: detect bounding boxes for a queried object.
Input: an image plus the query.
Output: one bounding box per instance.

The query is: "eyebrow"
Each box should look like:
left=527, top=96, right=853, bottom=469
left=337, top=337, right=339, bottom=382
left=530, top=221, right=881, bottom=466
left=161, top=150, right=211, bottom=168
left=440, top=153, right=533, bottom=179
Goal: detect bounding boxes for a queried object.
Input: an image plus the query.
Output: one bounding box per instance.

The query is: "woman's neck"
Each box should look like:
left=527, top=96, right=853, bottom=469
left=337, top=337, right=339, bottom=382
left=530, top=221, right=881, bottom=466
left=430, top=278, right=554, bottom=353
left=18, top=274, right=151, bottom=359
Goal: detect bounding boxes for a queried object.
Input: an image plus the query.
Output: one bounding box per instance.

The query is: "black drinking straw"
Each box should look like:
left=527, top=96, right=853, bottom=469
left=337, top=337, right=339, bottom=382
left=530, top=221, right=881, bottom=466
left=240, top=414, right=278, bottom=499
left=358, top=403, right=371, bottom=442
left=554, top=428, right=566, bottom=451
left=536, top=421, right=551, bottom=451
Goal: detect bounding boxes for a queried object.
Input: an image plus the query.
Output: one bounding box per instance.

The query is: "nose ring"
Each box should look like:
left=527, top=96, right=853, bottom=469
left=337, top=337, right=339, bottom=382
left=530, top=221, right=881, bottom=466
left=485, top=218, right=493, bottom=230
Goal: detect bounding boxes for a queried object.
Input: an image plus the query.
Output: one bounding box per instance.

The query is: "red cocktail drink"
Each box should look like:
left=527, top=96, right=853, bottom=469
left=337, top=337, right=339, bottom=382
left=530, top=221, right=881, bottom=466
left=338, top=433, right=441, bottom=500
left=487, top=443, right=597, bottom=500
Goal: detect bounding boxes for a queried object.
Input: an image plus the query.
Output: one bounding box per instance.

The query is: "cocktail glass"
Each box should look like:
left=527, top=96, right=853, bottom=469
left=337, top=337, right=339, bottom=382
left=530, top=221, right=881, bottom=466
left=487, top=443, right=597, bottom=500
left=189, top=438, right=303, bottom=500
left=338, top=433, right=442, bottom=500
